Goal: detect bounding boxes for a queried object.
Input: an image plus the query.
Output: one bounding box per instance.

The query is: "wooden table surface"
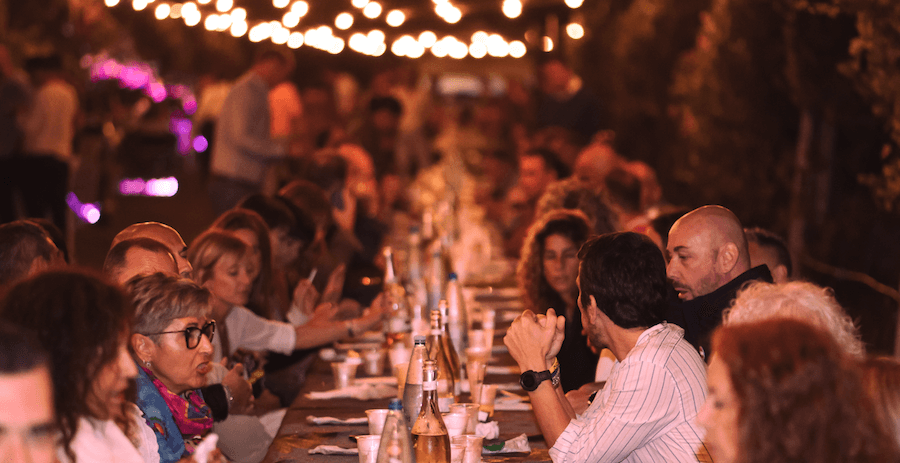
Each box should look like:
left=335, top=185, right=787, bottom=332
left=261, top=296, right=550, bottom=463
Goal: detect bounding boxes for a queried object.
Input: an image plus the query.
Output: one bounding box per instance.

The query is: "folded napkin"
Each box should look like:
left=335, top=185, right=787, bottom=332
left=482, top=434, right=531, bottom=454
left=306, top=416, right=369, bottom=425
left=475, top=421, right=499, bottom=440
left=308, top=445, right=359, bottom=455
left=306, top=384, right=396, bottom=401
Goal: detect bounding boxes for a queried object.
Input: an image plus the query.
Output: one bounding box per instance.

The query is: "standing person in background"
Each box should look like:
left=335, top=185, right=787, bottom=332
left=536, top=57, right=603, bottom=143
left=0, top=44, right=31, bottom=223
left=18, top=54, right=78, bottom=235
left=744, top=227, right=792, bottom=284
left=209, top=49, right=294, bottom=214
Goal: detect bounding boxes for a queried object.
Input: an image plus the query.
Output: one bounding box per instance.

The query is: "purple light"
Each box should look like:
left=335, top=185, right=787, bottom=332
left=182, top=96, right=198, bottom=115
left=149, top=82, right=167, bottom=103
left=120, top=66, right=151, bottom=89
left=66, top=192, right=101, bottom=224
left=193, top=135, right=209, bottom=152
left=119, top=178, right=146, bottom=195
left=146, top=177, right=179, bottom=197
left=118, top=177, right=179, bottom=197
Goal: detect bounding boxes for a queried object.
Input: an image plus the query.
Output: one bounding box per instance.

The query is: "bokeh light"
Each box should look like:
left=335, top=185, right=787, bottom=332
left=543, top=36, right=554, bottom=52
left=509, top=40, right=526, bottom=58
left=468, top=42, right=487, bottom=59
left=273, top=0, right=289, bottom=8
left=215, top=0, right=231, bottom=12
left=564, top=0, right=584, bottom=7
left=351, top=0, right=368, bottom=8
left=272, top=26, right=290, bottom=44
left=291, top=1, right=308, bottom=15
left=418, top=31, right=437, bottom=48
left=230, top=20, right=248, bottom=37
left=367, top=29, right=385, bottom=43
left=192, top=136, right=209, bottom=152
left=183, top=10, right=201, bottom=26
left=386, top=9, right=405, bottom=27
left=216, top=14, right=232, bottom=31
left=288, top=31, right=304, bottom=48
left=169, top=3, right=182, bottom=19
left=132, top=0, right=149, bottom=11
left=566, top=23, right=584, bottom=39
left=105, top=0, right=120, bottom=6
left=363, top=2, right=382, bottom=18
left=154, top=3, right=170, bottom=19
left=282, top=11, right=300, bottom=28
left=335, top=12, right=353, bottom=30
left=502, top=0, right=521, bottom=19
left=231, top=7, right=246, bottom=21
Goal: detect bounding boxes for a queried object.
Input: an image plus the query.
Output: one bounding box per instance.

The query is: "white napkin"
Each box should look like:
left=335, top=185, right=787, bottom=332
left=306, top=416, right=369, bottom=425
left=482, top=433, right=531, bottom=454
left=475, top=421, right=499, bottom=440
left=306, top=384, right=397, bottom=401
left=308, top=445, right=359, bottom=455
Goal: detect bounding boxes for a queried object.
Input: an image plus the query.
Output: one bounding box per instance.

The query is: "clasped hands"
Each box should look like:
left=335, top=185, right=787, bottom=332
left=504, top=308, right=566, bottom=373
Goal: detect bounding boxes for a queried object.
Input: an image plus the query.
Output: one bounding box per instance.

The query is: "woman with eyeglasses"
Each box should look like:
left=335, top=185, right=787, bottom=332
left=0, top=269, right=159, bottom=463
left=127, top=272, right=222, bottom=463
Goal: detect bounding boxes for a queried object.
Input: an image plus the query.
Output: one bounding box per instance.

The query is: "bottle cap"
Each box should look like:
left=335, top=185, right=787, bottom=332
left=388, top=398, right=403, bottom=410
left=413, top=335, right=426, bottom=344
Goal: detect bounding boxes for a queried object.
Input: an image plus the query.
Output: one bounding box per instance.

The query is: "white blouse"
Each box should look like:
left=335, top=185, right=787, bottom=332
left=58, top=405, right=160, bottom=463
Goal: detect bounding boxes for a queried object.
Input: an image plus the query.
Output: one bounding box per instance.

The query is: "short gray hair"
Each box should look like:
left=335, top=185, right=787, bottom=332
left=723, top=280, right=865, bottom=358
left=127, top=273, right=211, bottom=341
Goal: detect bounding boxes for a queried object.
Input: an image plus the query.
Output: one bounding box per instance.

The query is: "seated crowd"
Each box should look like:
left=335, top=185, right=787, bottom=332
left=1, top=128, right=899, bottom=463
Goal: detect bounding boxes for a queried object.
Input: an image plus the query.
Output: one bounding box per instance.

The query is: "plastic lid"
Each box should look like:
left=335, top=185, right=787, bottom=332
left=414, top=335, right=426, bottom=344
left=388, top=398, right=403, bottom=410
left=448, top=272, right=458, bottom=280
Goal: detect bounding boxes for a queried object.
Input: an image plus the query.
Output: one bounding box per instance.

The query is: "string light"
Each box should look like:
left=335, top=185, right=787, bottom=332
left=509, top=40, right=526, bottom=58
left=169, top=3, right=182, bottom=18
left=385, top=9, right=405, bottom=27
left=566, top=23, right=584, bottom=39
left=282, top=11, right=300, bottom=28
left=154, top=3, right=170, bottom=19
left=335, top=12, right=353, bottom=30
left=468, top=42, right=487, bottom=58
left=214, top=0, right=231, bottom=12
left=542, top=36, right=553, bottom=51
left=418, top=31, right=437, bottom=48
left=273, top=0, right=289, bottom=8
left=362, top=2, right=382, bottom=18
left=230, top=20, right=248, bottom=37
left=471, top=31, right=488, bottom=43
left=288, top=31, right=304, bottom=48
left=231, top=7, right=246, bottom=21
left=272, top=26, right=290, bottom=44
left=204, top=14, right=219, bottom=30
left=291, top=1, right=308, bottom=16
left=367, top=29, right=385, bottom=43
left=501, top=0, right=521, bottom=19
left=105, top=0, right=120, bottom=6
left=351, top=0, right=368, bottom=8
left=564, top=0, right=584, bottom=7
left=216, top=13, right=232, bottom=31
left=132, top=0, right=149, bottom=11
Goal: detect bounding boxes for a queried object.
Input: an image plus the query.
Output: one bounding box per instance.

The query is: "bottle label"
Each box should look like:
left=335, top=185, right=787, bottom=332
left=423, top=380, right=437, bottom=391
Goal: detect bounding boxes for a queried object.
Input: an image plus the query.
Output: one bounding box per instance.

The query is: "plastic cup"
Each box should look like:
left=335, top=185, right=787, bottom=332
left=463, top=435, right=483, bottom=463
left=450, top=442, right=466, bottom=463
left=442, top=412, right=467, bottom=438
left=394, top=362, right=409, bottom=397
left=478, top=384, right=498, bottom=417
left=356, top=435, right=380, bottom=463
left=465, top=360, right=486, bottom=404
left=365, top=409, right=389, bottom=436
left=363, top=348, right=385, bottom=376
left=331, top=361, right=358, bottom=389
left=388, top=344, right=411, bottom=371
left=450, top=403, right=479, bottom=435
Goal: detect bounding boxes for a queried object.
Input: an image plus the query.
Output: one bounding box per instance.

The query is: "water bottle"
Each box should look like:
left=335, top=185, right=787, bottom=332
left=376, top=398, right=415, bottom=463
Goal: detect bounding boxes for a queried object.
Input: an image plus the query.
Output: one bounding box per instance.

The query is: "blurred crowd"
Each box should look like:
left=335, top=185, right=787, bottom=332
left=1, top=43, right=899, bottom=463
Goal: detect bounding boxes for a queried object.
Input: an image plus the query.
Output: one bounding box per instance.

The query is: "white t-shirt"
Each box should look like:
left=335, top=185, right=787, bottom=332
left=22, top=79, right=78, bottom=161
left=212, top=305, right=296, bottom=363
left=59, top=405, right=159, bottom=463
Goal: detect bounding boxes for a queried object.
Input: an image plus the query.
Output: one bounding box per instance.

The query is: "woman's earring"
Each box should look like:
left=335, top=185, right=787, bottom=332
left=145, top=360, right=151, bottom=368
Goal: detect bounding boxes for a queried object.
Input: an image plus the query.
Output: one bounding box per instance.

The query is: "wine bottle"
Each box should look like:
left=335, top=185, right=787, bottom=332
left=426, top=308, right=456, bottom=411
left=383, top=247, right=410, bottom=348
left=437, top=300, right=461, bottom=398
left=412, top=360, right=450, bottom=463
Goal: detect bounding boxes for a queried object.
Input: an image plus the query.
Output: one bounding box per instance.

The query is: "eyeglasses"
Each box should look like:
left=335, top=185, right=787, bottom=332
left=145, top=320, right=216, bottom=349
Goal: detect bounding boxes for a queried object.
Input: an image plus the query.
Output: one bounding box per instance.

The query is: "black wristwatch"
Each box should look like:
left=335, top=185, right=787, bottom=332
left=519, top=358, right=560, bottom=391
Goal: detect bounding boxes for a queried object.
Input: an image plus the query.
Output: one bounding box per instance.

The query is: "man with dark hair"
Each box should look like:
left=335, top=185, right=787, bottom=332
left=0, top=220, right=61, bottom=287
left=744, top=227, right=792, bottom=284
left=0, top=322, right=56, bottom=463
left=665, top=206, right=772, bottom=357
left=103, top=237, right=178, bottom=285
left=210, top=48, right=295, bottom=214
left=505, top=232, right=707, bottom=462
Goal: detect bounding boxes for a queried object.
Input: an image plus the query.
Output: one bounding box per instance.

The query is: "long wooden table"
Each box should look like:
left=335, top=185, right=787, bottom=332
left=261, top=299, right=550, bottom=463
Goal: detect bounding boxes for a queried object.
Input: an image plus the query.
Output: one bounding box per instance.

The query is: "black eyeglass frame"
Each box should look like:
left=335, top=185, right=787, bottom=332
left=144, top=320, right=216, bottom=349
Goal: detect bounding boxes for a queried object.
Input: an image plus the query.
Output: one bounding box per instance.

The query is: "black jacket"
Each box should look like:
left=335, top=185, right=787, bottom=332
left=665, top=265, right=773, bottom=360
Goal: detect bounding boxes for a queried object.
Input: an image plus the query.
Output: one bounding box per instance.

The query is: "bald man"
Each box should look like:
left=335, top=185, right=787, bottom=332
left=664, top=206, right=772, bottom=357
left=103, top=237, right=178, bottom=285
left=111, top=222, right=193, bottom=278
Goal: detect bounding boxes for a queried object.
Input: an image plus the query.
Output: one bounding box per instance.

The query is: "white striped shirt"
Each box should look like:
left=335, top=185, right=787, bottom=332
left=550, top=323, right=708, bottom=463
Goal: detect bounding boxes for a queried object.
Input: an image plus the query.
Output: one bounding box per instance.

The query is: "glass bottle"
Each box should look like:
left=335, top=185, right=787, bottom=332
left=383, top=247, right=410, bottom=349
left=438, top=299, right=462, bottom=395
left=376, top=399, right=415, bottom=463
left=412, top=360, right=450, bottom=463
left=445, top=273, right=469, bottom=354
left=426, top=308, right=456, bottom=411
left=403, top=336, right=427, bottom=428
left=426, top=241, right=445, bottom=313
left=406, top=226, right=428, bottom=311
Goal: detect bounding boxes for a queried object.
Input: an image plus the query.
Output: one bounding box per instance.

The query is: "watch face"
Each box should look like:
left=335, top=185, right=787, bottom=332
left=520, top=371, right=537, bottom=391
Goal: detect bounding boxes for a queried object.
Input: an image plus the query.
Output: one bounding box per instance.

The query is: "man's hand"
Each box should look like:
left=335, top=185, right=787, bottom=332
left=307, top=302, right=340, bottom=325
left=220, top=359, right=254, bottom=415
left=504, top=309, right=566, bottom=373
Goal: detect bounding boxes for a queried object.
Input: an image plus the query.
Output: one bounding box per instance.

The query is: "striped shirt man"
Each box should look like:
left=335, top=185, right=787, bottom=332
left=550, top=323, right=707, bottom=462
